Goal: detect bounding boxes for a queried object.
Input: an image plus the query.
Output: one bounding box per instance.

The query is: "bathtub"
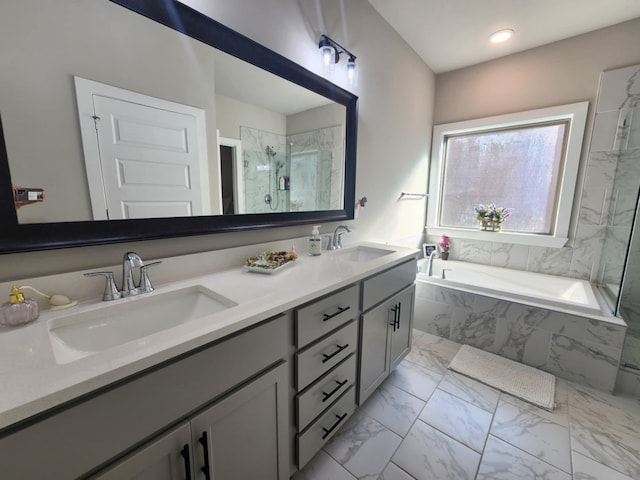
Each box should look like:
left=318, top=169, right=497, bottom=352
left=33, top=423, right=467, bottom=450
left=416, top=258, right=603, bottom=315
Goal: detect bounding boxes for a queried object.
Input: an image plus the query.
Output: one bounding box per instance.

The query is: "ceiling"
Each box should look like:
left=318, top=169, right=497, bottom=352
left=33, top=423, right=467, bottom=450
left=367, top=0, right=640, bottom=73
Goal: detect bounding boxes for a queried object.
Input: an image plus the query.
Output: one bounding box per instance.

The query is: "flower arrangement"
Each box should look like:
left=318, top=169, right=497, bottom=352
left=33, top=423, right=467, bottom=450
left=438, top=235, right=450, bottom=253
left=474, top=204, right=513, bottom=231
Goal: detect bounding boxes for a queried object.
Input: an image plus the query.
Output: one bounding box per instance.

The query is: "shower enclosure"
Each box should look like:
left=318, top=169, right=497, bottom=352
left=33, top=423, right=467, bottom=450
left=237, top=125, right=342, bottom=214
left=588, top=63, right=640, bottom=372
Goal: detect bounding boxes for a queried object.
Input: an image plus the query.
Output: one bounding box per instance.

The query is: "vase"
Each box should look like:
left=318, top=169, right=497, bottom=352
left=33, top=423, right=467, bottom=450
left=480, top=219, right=503, bottom=232
left=441, top=252, right=449, bottom=260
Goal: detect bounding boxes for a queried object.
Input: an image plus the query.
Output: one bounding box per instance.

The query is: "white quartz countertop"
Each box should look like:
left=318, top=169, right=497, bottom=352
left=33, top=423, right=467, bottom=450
left=0, top=241, right=418, bottom=430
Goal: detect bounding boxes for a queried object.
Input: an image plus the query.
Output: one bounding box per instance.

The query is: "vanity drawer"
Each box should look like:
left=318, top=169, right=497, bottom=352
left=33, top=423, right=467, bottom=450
left=297, top=353, right=357, bottom=431
left=296, top=319, right=357, bottom=391
left=297, top=386, right=355, bottom=468
left=295, top=285, right=359, bottom=348
left=362, top=259, right=416, bottom=311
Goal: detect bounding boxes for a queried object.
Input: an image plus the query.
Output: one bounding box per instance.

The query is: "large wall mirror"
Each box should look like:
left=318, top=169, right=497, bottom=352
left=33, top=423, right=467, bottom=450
left=0, top=0, right=358, bottom=253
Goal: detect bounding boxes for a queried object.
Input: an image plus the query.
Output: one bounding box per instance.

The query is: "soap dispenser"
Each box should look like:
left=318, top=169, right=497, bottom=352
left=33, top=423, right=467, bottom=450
left=0, top=286, right=39, bottom=327
left=308, top=225, right=322, bottom=256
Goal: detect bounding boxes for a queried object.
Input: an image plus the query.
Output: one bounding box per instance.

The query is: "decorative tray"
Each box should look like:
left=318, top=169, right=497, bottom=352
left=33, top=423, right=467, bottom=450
left=244, top=249, right=298, bottom=274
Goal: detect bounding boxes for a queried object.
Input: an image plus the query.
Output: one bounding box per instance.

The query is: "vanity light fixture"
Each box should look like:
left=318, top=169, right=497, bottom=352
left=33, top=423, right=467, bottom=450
left=318, top=34, right=357, bottom=84
left=489, top=29, right=514, bottom=44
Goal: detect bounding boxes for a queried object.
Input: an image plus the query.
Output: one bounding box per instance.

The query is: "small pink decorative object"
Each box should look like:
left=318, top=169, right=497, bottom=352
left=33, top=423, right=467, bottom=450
left=438, top=235, right=450, bottom=260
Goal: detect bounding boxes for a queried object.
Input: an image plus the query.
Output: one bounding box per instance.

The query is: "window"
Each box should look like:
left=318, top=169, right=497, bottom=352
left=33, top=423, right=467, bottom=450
left=427, top=102, right=589, bottom=248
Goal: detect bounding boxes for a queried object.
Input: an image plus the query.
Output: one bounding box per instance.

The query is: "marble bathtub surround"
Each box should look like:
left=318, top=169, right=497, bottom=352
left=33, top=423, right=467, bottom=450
left=295, top=331, right=640, bottom=480
left=414, top=280, right=626, bottom=392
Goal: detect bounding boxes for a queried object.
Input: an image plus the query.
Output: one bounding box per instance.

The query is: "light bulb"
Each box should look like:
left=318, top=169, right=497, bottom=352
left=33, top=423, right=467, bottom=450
left=489, top=29, right=514, bottom=44
left=347, top=57, right=356, bottom=83
left=321, top=45, right=335, bottom=66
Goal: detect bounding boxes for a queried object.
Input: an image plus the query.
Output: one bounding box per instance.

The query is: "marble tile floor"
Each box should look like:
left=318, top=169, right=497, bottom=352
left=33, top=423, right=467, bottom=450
left=293, top=330, right=640, bottom=480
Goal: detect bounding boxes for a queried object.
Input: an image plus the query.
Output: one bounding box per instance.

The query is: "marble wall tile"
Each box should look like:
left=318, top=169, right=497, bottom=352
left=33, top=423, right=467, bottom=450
left=392, top=419, right=481, bottom=480
left=527, top=246, right=573, bottom=276
left=597, top=64, right=640, bottom=113
left=578, top=151, right=617, bottom=224
left=570, top=224, right=605, bottom=281
left=584, top=319, right=627, bottom=349
left=473, top=295, right=513, bottom=318
left=490, top=242, right=530, bottom=270
left=412, top=297, right=451, bottom=338
left=450, top=310, right=497, bottom=349
left=477, top=435, right=571, bottom=480
left=547, top=334, right=621, bottom=392
left=419, top=389, right=492, bottom=452
left=432, top=285, right=475, bottom=310
left=492, top=316, right=551, bottom=368
left=454, top=238, right=493, bottom=265
left=323, top=411, right=402, bottom=480
left=491, top=399, right=572, bottom=473
left=590, top=111, right=621, bottom=152
left=524, top=310, right=585, bottom=339
left=614, top=366, right=640, bottom=397
left=628, top=106, right=640, bottom=150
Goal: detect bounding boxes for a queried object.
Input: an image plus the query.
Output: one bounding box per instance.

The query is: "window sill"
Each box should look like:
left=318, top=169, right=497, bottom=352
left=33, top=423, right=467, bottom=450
left=425, top=226, right=568, bottom=248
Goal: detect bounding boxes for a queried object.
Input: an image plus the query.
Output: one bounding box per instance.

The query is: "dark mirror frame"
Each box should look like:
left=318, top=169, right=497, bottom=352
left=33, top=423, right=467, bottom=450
left=0, top=0, right=358, bottom=254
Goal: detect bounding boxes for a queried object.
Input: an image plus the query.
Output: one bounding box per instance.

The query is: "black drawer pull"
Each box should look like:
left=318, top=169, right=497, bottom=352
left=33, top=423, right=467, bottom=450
left=198, top=432, right=211, bottom=480
left=180, top=444, right=192, bottom=480
left=396, top=302, right=402, bottom=329
left=323, top=305, right=351, bottom=322
left=322, top=379, right=348, bottom=403
left=322, top=343, right=349, bottom=363
left=322, top=412, right=348, bottom=439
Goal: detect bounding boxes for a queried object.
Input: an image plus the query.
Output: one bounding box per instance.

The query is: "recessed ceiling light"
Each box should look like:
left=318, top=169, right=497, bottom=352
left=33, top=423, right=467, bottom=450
left=489, top=29, right=514, bottom=44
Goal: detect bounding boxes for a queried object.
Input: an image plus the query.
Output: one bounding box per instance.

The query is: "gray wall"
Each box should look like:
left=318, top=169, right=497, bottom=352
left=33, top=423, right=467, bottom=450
left=1, top=0, right=435, bottom=281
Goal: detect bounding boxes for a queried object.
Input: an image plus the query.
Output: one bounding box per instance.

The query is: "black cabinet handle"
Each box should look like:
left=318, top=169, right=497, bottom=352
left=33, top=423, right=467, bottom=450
left=322, top=412, right=348, bottom=439
left=322, top=343, right=349, bottom=363
left=323, top=305, right=350, bottom=322
left=180, top=444, right=192, bottom=480
left=396, top=302, right=402, bottom=330
left=321, top=379, right=348, bottom=403
left=198, top=432, right=211, bottom=480
left=389, top=305, right=399, bottom=332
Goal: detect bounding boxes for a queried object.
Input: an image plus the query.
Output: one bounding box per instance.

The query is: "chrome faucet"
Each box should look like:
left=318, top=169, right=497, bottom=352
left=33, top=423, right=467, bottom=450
left=328, top=225, right=351, bottom=250
left=121, top=252, right=144, bottom=297
left=84, top=252, right=161, bottom=301
left=426, top=250, right=438, bottom=276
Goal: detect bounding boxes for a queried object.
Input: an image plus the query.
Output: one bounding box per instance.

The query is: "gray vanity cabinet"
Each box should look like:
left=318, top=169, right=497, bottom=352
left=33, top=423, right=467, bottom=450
left=359, top=260, right=416, bottom=404
left=0, top=315, right=289, bottom=480
left=96, top=362, right=289, bottom=480
left=293, top=285, right=360, bottom=469
left=92, top=423, right=192, bottom=480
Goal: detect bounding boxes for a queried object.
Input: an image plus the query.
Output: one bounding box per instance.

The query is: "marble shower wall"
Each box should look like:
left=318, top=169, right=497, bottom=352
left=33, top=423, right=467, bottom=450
left=427, top=63, right=640, bottom=286
left=240, top=125, right=343, bottom=213
left=288, top=125, right=343, bottom=211
left=414, top=281, right=626, bottom=392
left=240, top=126, right=288, bottom=213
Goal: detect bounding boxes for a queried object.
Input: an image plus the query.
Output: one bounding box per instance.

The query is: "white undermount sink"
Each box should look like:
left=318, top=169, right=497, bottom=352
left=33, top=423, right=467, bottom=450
left=48, top=285, right=237, bottom=363
left=331, top=245, right=395, bottom=262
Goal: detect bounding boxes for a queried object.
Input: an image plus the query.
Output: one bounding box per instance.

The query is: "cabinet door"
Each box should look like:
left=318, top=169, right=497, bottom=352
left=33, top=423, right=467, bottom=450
left=93, top=423, right=192, bottom=480
left=191, top=362, right=289, bottom=480
left=389, top=285, right=415, bottom=371
left=358, top=301, right=391, bottom=404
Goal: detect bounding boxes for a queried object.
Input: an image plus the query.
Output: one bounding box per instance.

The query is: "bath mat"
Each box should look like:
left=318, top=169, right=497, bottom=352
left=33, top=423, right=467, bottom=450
left=448, top=345, right=556, bottom=411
